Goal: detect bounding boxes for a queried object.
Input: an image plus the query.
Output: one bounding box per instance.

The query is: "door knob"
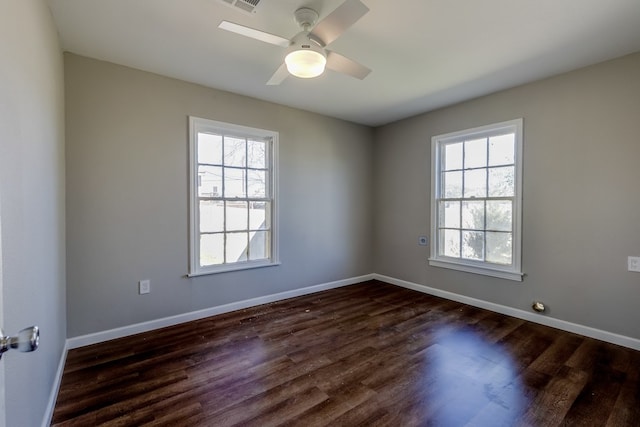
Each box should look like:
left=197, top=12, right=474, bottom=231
left=0, top=326, right=39, bottom=360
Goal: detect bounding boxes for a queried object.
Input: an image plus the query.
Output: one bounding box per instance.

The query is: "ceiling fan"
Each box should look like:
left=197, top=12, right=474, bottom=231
left=218, top=0, right=371, bottom=85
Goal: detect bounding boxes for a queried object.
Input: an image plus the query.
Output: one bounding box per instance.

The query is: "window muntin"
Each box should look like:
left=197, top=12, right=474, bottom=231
left=430, top=119, right=523, bottom=281
left=189, top=117, right=278, bottom=276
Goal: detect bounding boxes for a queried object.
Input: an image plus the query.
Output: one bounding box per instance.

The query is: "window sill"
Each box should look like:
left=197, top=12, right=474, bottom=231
left=188, top=260, right=281, bottom=277
left=428, top=258, right=523, bottom=282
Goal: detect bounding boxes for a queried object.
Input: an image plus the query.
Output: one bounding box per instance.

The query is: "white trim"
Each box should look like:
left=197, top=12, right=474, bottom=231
left=41, top=341, right=68, bottom=427
left=374, top=273, right=640, bottom=351
left=427, top=258, right=523, bottom=281
left=64, top=273, right=640, bottom=351
left=187, top=261, right=281, bottom=277
left=67, top=274, right=374, bottom=349
left=47, top=272, right=640, bottom=421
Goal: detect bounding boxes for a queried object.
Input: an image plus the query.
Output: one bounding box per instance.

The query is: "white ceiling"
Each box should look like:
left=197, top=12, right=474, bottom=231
left=48, top=0, right=640, bottom=126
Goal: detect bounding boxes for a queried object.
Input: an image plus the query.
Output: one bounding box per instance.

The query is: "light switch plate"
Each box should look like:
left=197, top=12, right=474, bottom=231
left=628, top=257, right=640, bottom=272
left=139, top=279, right=151, bottom=294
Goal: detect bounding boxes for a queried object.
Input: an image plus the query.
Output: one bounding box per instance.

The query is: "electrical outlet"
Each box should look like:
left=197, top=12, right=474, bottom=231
left=628, top=257, right=640, bottom=272
left=418, top=236, right=428, bottom=246
left=139, top=279, right=151, bottom=294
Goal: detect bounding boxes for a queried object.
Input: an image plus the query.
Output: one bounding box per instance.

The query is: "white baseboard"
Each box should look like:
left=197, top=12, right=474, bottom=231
left=67, top=274, right=374, bottom=349
left=65, top=271, right=640, bottom=352
left=51, top=271, right=640, bottom=424
left=374, top=273, right=640, bottom=351
left=42, top=341, right=68, bottom=427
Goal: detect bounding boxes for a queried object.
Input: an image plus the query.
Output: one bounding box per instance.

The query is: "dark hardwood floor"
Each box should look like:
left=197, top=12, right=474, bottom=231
left=52, top=280, right=640, bottom=426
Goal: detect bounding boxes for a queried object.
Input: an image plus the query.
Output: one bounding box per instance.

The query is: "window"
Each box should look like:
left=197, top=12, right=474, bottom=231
left=189, top=117, right=278, bottom=276
left=429, top=119, right=523, bottom=281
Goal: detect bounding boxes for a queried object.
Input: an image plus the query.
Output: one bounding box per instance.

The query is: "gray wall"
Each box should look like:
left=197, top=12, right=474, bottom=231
left=65, top=54, right=374, bottom=337
left=64, top=38, right=640, bottom=343
left=373, top=52, right=640, bottom=340
left=0, top=1, right=66, bottom=426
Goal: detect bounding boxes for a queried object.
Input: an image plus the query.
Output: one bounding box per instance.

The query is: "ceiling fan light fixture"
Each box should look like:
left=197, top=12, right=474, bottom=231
left=285, top=33, right=326, bottom=78
left=285, top=49, right=326, bottom=78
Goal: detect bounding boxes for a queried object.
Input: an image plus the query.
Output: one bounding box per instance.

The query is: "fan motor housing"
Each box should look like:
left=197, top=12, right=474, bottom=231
left=294, top=7, right=319, bottom=30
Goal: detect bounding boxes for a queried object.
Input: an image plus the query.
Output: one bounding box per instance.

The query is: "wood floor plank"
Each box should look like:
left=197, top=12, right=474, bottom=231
left=561, top=364, right=626, bottom=425
left=280, top=382, right=377, bottom=426
left=527, top=332, right=584, bottom=376
left=52, top=280, right=640, bottom=426
left=517, top=365, right=590, bottom=426
left=466, top=368, right=551, bottom=427
left=202, top=379, right=328, bottom=425
left=606, top=378, right=640, bottom=426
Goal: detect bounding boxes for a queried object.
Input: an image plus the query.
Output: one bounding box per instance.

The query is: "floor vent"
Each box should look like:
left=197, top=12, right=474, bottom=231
left=218, top=0, right=263, bottom=15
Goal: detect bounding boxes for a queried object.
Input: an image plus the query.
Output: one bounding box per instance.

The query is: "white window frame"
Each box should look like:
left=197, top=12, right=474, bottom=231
left=429, top=118, right=524, bottom=281
left=188, top=116, right=279, bottom=276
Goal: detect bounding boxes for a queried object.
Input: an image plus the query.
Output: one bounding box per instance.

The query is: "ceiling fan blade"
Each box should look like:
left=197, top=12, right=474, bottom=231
left=310, top=0, right=369, bottom=46
left=218, top=21, right=290, bottom=48
left=266, top=63, right=289, bottom=85
left=326, top=51, right=371, bottom=80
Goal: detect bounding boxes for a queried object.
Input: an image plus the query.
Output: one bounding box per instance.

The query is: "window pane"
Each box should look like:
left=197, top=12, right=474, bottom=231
left=226, top=232, right=248, bottom=263
left=224, top=168, right=246, bottom=198
left=440, top=229, right=460, bottom=258
left=249, top=231, right=269, bottom=260
left=489, top=134, right=514, bottom=166
left=439, top=201, right=460, bottom=228
left=248, top=170, right=266, bottom=198
left=249, top=201, right=269, bottom=230
left=226, top=201, right=247, bottom=231
left=200, top=233, right=224, bottom=266
left=198, top=166, right=222, bottom=197
left=486, top=201, right=512, bottom=232
left=464, top=138, right=487, bottom=168
left=191, top=118, right=277, bottom=274
left=224, top=136, right=246, bottom=167
left=464, top=169, right=487, bottom=198
left=444, top=142, right=463, bottom=170
left=248, top=139, right=266, bottom=169
left=430, top=119, right=522, bottom=279
left=443, top=171, right=462, bottom=198
left=198, top=132, right=223, bottom=165
left=462, top=231, right=484, bottom=260
left=486, top=232, right=512, bottom=265
left=199, top=200, right=224, bottom=233
left=488, top=166, right=514, bottom=197
left=462, top=201, right=484, bottom=230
